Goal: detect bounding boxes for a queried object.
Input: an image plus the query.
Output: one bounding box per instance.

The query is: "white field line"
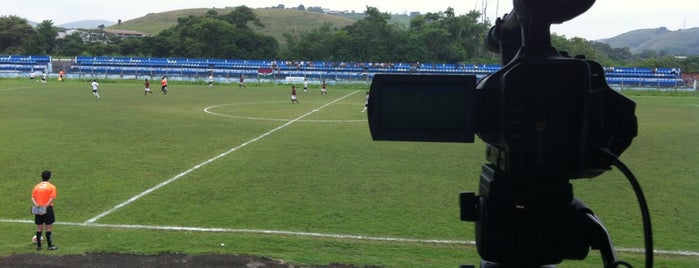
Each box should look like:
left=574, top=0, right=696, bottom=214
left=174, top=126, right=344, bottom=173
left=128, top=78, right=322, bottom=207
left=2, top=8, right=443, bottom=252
left=84, top=90, right=360, bottom=224
left=2, top=219, right=698, bottom=258
left=3, top=219, right=470, bottom=245
left=204, top=102, right=367, bottom=123
left=0, top=86, right=33, bottom=91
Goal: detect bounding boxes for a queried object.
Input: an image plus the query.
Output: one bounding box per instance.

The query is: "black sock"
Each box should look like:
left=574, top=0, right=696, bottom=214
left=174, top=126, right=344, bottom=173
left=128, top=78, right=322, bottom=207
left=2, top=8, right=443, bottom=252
left=46, top=232, right=53, bottom=247
left=35, top=232, right=42, bottom=247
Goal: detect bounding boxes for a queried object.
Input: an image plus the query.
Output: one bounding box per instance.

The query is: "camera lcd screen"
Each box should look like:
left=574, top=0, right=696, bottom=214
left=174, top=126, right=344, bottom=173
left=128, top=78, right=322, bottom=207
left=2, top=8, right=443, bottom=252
left=368, top=74, right=476, bottom=143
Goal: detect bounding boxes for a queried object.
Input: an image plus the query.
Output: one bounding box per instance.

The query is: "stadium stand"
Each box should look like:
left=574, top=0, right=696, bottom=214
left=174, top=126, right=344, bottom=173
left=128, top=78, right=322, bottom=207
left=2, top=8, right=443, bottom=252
left=2, top=54, right=686, bottom=89
left=70, top=56, right=503, bottom=82
left=0, top=55, right=51, bottom=77
left=603, top=66, right=683, bottom=87
left=71, top=56, right=686, bottom=88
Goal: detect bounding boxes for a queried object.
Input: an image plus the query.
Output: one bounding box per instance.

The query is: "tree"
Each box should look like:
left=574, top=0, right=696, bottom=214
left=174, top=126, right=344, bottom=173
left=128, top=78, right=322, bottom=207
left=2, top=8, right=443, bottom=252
left=86, top=42, right=119, bottom=56
left=205, top=9, right=218, bottom=17
left=141, top=35, right=172, bottom=57
left=55, top=32, right=86, bottom=56
left=219, top=6, right=263, bottom=29
left=589, top=41, right=635, bottom=64
left=154, top=7, right=277, bottom=59
left=407, top=8, right=489, bottom=63
left=634, top=56, right=699, bottom=72
left=0, top=15, right=35, bottom=53
left=177, top=17, right=240, bottom=58
left=307, top=6, right=324, bottom=13
left=119, top=37, right=144, bottom=56
left=342, top=6, right=407, bottom=62
left=638, top=49, right=658, bottom=59
left=34, top=20, right=59, bottom=54
left=282, top=22, right=336, bottom=60
left=418, top=27, right=456, bottom=62
left=551, top=34, right=616, bottom=66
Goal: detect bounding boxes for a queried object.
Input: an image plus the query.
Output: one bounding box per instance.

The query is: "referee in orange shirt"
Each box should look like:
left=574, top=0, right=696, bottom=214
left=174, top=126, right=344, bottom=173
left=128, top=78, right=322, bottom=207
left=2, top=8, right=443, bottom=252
left=160, top=76, right=168, bottom=95
left=32, top=170, right=58, bottom=251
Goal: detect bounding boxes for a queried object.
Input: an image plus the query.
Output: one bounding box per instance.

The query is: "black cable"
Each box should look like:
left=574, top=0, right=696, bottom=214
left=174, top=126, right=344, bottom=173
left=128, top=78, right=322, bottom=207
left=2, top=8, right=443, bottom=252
left=608, top=260, right=633, bottom=268
left=600, top=148, right=653, bottom=268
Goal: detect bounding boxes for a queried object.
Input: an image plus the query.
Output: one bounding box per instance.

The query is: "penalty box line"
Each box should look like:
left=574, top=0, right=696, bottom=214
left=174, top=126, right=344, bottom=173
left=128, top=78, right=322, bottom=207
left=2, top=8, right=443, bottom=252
left=2, top=218, right=699, bottom=258
left=84, top=90, right=360, bottom=224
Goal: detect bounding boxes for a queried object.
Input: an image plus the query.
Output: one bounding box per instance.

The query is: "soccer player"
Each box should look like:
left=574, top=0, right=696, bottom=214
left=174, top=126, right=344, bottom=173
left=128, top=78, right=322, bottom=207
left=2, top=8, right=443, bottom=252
left=41, top=72, right=47, bottom=83
left=239, top=74, right=247, bottom=88
left=321, top=80, right=327, bottom=95
left=32, top=170, right=58, bottom=251
left=58, top=70, right=65, bottom=82
left=91, top=79, right=101, bottom=98
left=303, top=78, right=308, bottom=94
left=160, top=76, right=168, bottom=95
left=208, top=74, right=214, bottom=88
left=291, top=85, right=299, bottom=103
left=30, top=71, right=36, bottom=82
left=362, top=91, right=369, bottom=113
left=144, top=79, right=153, bottom=96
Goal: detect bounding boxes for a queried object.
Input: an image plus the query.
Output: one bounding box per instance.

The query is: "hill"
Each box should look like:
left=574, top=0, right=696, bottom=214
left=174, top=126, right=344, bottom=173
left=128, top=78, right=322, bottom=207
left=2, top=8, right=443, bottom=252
left=59, top=19, right=116, bottom=29
left=108, top=8, right=355, bottom=47
left=599, top=27, right=699, bottom=56
left=109, top=7, right=699, bottom=57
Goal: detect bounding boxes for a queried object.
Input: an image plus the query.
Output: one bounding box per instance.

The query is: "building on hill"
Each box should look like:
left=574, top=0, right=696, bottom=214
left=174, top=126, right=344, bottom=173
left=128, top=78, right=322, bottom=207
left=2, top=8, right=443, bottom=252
left=57, top=29, right=148, bottom=43
left=103, top=29, right=149, bottom=38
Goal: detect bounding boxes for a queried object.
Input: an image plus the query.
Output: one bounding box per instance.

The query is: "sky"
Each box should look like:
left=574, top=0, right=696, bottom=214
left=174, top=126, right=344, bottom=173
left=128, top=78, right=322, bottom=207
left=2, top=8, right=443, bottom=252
left=2, top=0, right=698, bottom=40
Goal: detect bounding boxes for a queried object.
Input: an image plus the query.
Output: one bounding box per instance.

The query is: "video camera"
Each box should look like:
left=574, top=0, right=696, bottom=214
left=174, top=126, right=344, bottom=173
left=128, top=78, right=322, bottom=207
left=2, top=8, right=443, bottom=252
left=368, top=0, right=641, bottom=266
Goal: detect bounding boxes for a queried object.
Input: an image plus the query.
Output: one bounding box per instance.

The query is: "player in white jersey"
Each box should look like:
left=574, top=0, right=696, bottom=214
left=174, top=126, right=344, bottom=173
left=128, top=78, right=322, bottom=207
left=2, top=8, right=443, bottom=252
left=91, top=80, right=100, bottom=98
left=362, top=91, right=369, bottom=112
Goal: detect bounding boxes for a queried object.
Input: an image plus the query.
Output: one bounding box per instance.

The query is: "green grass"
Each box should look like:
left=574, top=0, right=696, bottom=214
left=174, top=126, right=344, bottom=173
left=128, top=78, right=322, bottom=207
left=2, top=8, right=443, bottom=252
left=0, top=79, right=698, bottom=267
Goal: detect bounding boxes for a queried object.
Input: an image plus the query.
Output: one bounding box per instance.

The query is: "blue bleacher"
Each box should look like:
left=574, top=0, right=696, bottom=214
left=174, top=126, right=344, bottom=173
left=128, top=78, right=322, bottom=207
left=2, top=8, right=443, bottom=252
left=65, top=55, right=687, bottom=87
left=0, top=55, right=51, bottom=74
left=604, top=66, right=682, bottom=87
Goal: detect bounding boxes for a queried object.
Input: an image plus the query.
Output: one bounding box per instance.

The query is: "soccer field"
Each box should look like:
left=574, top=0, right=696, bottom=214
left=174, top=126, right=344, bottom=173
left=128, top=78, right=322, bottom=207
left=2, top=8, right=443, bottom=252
left=0, top=79, right=698, bottom=267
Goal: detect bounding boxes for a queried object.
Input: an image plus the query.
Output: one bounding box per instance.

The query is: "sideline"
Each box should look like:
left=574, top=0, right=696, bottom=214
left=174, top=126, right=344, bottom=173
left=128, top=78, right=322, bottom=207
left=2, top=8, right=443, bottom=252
left=2, top=219, right=470, bottom=245
left=84, top=90, right=360, bottom=224
left=2, top=219, right=698, bottom=258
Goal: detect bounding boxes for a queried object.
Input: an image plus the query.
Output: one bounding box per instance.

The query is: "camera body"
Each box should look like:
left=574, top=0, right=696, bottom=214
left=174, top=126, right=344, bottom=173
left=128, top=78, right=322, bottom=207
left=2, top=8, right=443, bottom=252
left=367, top=0, right=637, bottom=265
left=368, top=55, right=636, bottom=179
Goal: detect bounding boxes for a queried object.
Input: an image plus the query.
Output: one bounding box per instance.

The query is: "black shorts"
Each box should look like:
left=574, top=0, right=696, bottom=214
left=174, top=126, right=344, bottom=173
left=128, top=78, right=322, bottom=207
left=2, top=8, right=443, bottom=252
left=34, top=206, right=55, bottom=225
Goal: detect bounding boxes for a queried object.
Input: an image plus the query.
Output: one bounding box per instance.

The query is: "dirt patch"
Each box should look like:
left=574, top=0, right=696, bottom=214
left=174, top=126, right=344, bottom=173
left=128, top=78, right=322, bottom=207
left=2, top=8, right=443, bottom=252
left=0, top=253, right=379, bottom=268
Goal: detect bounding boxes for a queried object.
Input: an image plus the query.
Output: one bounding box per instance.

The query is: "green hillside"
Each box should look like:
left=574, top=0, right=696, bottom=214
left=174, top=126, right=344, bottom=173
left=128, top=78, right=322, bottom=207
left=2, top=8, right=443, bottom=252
left=109, top=7, right=699, bottom=57
left=108, top=7, right=356, bottom=47
left=601, top=27, right=699, bottom=56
